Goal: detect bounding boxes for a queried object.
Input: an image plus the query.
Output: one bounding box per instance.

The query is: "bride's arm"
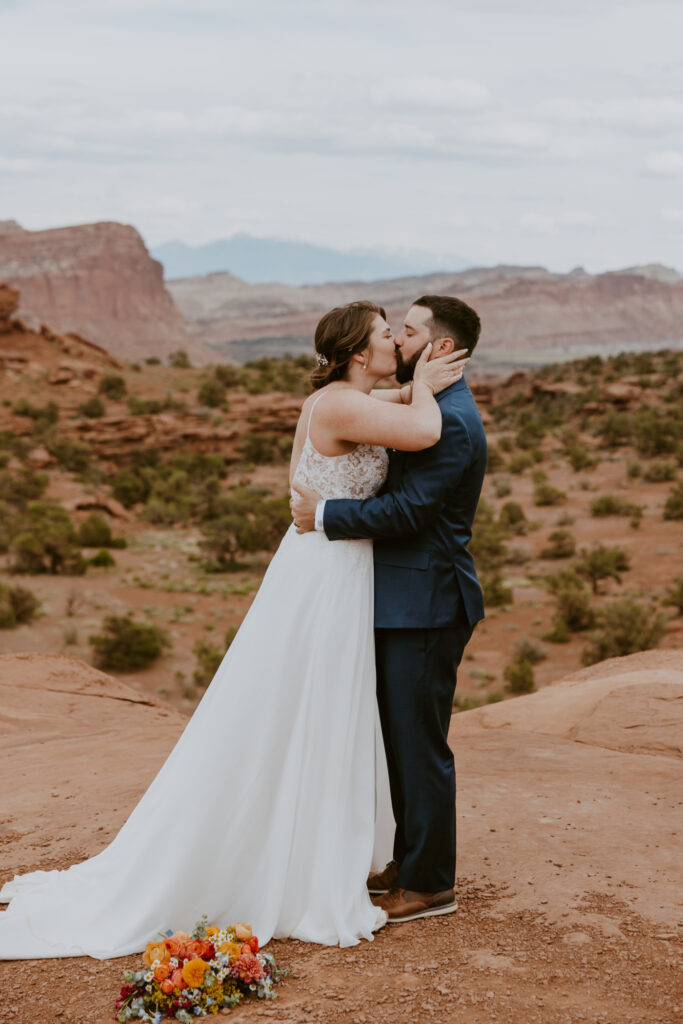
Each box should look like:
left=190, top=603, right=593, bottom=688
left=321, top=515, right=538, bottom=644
left=370, top=384, right=411, bottom=404
left=323, top=348, right=467, bottom=452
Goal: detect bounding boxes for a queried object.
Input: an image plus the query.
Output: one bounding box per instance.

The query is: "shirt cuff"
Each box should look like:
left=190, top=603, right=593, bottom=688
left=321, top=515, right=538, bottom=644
left=314, top=500, right=326, bottom=532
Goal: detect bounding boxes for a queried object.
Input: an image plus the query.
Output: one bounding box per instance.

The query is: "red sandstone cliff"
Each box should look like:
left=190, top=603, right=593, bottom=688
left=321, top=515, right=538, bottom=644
left=0, top=221, right=212, bottom=363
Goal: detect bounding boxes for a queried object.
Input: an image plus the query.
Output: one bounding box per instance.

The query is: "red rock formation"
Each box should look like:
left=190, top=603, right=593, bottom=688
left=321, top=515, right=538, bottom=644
left=0, top=221, right=213, bottom=363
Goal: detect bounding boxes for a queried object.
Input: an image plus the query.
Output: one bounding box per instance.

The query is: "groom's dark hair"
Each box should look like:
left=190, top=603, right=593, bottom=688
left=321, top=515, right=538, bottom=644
left=413, top=295, right=481, bottom=356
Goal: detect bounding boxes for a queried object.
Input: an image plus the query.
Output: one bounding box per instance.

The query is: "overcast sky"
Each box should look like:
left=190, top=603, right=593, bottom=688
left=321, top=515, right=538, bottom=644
left=1, top=0, right=682, bottom=272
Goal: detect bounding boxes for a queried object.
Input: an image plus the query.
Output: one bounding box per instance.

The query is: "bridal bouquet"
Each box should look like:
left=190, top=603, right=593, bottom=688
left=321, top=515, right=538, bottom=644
left=115, top=916, right=286, bottom=1022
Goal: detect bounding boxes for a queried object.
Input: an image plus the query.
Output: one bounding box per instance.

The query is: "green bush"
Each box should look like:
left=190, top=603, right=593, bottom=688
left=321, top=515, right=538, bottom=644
left=213, top=364, right=243, bottom=388
left=110, top=468, right=148, bottom=507
left=192, top=627, right=237, bottom=687
left=169, top=350, right=192, bottom=369
left=470, top=500, right=507, bottom=567
left=486, top=444, right=506, bottom=472
left=88, top=548, right=116, bottom=568
left=626, top=459, right=641, bottom=480
left=643, top=459, right=677, bottom=483
left=45, top=435, right=92, bottom=474
left=240, top=432, right=291, bottom=465
left=0, top=582, right=41, bottom=628
left=481, top=571, right=513, bottom=608
left=581, top=598, right=667, bottom=665
left=89, top=614, right=170, bottom=670
left=508, top=452, right=534, bottom=474
left=492, top=475, right=511, bottom=498
left=663, top=481, right=683, bottom=520
left=566, top=444, right=598, bottom=472
left=126, top=394, right=186, bottom=415
left=77, top=512, right=126, bottom=548
left=534, top=482, right=566, bottom=506
left=77, top=396, right=105, bottom=418
left=590, top=493, right=640, bottom=518
left=199, top=489, right=290, bottom=570
left=544, top=569, right=595, bottom=641
left=10, top=502, right=85, bottom=575
left=498, top=501, right=527, bottom=535
left=540, top=529, right=576, bottom=559
left=504, top=657, right=535, bottom=694
left=13, top=398, right=59, bottom=435
left=514, top=637, right=547, bottom=664
left=98, top=374, right=127, bottom=400
left=575, top=543, right=630, bottom=594
left=197, top=377, right=228, bottom=409
left=664, top=578, right=683, bottom=615
left=595, top=410, right=631, bottom=449
left=0, top=467, right=48, bottom=508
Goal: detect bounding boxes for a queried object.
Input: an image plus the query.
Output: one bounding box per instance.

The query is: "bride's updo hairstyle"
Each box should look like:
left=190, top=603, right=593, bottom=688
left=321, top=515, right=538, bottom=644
left=311, top=300, right=387, bottom=389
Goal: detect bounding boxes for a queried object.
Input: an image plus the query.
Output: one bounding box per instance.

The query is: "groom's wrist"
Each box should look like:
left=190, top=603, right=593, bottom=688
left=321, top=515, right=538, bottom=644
left=314, top=500, right=326, bottom=532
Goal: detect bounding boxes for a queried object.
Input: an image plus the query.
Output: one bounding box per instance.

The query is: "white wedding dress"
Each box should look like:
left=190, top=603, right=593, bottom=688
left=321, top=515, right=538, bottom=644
left=0, top=393, right=395, bottom=959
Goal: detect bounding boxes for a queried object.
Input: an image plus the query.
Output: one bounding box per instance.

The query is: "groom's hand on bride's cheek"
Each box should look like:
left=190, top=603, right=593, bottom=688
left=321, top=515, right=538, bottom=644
left=289, top=485, right=320, bottom=533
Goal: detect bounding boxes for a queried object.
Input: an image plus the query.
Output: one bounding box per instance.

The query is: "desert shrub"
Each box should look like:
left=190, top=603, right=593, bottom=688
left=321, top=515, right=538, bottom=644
left=0, top=467, right=48, bottom=508
left=566, top=444, right=598, bottom=472
left=10, top=502, right=85, bottom=575
left=470, top=500, right=507, bottom=568
left=626, top=459, right=641, bottom=480
left=544, top=569, right=595, bottom=642
left=664, top=578, right=683, bottom=615
left=0, top=582, right=41, bottom=628
left=45, top=435, right=92, bottom=474
left=88, top=548, right=116, bottom=568
left=575, top=543, right=630, bottom=594
left=643, top=459, right=677, bottom=483
left=504, top=656, right=535, bottom=694
left=77, top=396, right=105, bottom=418
left=486, top=444, right=506, bottom=472
left=590, top=493, right=640, bottom=518
left=145, top=356, right=161, bottom=366
left=126, top=394, right=186, bottom=415
left=534, top=482, right=566, bottom=506
left=595, top=410, right=631, bottom=449
left=192, top=627, right=237, bottom=687
left=492, top=475, right=511, bottom=498
left=498, top=436, right=514, bottom=453
left=514, top=637, right=547, bottom=664
left=213, top=364, right=243, bottom=388
left=515, top=417, right=545, bottom=450
left=581, top=598, right=667, bottom=665
left=241, top=432, right=291, bottom=465
left=168, top=349, right=191, bottom=369
left=13, top=398, right=59, bottom=436
left=197, top=377, right=228, bottom=408
left=632, top=409, right=680, bottom=458
left=98, top=374, right=127, bottom=400
left=663, top=481, right=683, bottom=520
left=77, top=512, right=127, bottom=548
left=507, top=452, right=534, bottom=474
left=498, top=501, right=527, bottom=535
left=89, top=614, right=170, bottom=671
left=481, top=571, right=513, bottom=608
left=541, top=529, right=576, bottom=559
left=199, top=489, right=290, bottom=570
left=110, top=468, right=148, bottom=507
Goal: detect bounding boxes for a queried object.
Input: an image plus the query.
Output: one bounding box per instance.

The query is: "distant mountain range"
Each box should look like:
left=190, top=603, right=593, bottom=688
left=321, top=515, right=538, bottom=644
left=150, top=233, right=469, bottom=286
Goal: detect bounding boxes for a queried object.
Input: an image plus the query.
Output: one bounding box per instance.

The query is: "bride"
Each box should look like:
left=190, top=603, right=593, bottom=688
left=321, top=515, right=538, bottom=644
left=0, top=300, right=466, bottom=959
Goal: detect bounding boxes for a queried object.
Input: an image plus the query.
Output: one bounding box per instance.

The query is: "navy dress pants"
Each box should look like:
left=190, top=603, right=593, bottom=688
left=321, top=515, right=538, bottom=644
left=375, top=618, right=473, bottom=893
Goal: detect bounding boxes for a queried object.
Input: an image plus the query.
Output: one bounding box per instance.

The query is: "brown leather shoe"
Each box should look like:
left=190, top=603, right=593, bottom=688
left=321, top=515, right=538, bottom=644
left=373, top=887, right=458, bottom=923
left=366, top=859, right=400, bottom=895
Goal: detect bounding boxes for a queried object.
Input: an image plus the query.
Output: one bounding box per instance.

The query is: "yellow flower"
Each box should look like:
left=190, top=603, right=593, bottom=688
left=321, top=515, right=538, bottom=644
left=234, top=922, right=252, bottom=941
left=182, top=957, right=210, bottom=988
left=205, top=926, right=220, bottom=938
left=215, top=940, right=243, bottom=961
left=143, top=941, right=170, bottom=967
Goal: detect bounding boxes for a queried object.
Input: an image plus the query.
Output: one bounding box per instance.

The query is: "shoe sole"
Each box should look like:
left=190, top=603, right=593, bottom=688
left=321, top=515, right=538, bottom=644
left=368, top=887, right=389, bottom=895
left=386, top=899, right=458, bottom=924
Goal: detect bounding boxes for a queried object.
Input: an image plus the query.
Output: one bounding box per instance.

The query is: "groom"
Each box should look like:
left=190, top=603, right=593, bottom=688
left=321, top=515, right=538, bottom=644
left=291, top=294, right=486, bottom=923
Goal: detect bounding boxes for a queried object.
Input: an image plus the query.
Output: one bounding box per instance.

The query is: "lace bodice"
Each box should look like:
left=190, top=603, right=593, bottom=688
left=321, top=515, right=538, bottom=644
left=292, top=392, right=389, bottom=500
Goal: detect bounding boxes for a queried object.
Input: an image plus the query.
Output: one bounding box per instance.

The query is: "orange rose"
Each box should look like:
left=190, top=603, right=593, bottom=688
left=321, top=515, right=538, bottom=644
left=234, top=922, right=252, bottom=941
left=153, top=964, right=171, bottom=983
left=185, top=939, right=207, bottom=958
left=216, top=939, right=242, bottom=961
left=170, top=968, right=187, bottom=990
left=205, top=926, right=219, bottom=938
left=182, top=957, right=210, bottom=988
left=160, top=978, right=175, bottom=995
left=143, top=941, right=169, bottom=967
left=164, top=936, right=184, bottom=957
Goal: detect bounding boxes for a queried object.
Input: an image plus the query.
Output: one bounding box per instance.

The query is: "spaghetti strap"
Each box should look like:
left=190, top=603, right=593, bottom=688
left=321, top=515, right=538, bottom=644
left=306, top=391, right=328, bottom=440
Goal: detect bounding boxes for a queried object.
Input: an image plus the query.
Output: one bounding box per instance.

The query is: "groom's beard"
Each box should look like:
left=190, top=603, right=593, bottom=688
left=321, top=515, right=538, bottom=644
left=395, top=342, right=430, bottom=384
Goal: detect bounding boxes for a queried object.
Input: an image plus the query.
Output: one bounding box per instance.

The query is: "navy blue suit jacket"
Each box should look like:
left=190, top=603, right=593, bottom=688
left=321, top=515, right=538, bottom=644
left=323, top=378, right=487, bottom=630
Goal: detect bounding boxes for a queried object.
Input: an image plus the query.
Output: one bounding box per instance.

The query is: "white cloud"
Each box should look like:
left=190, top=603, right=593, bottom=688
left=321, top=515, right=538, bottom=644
left=372, top=77, right=490, bottom=112
left=520, top=213, right=557, bottom=234
left=661, top=207, right=683, bottom=223
left=646, top=151, right=683, bottom=175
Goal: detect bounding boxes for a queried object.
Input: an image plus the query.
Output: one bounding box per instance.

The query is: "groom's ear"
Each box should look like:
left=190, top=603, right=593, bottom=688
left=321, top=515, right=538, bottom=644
left=433, top=336, right=456, bottom=356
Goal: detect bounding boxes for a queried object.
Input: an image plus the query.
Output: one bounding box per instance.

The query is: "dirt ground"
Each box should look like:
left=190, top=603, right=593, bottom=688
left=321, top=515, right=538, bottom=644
left=0, top=882, right=680, bottom=1024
